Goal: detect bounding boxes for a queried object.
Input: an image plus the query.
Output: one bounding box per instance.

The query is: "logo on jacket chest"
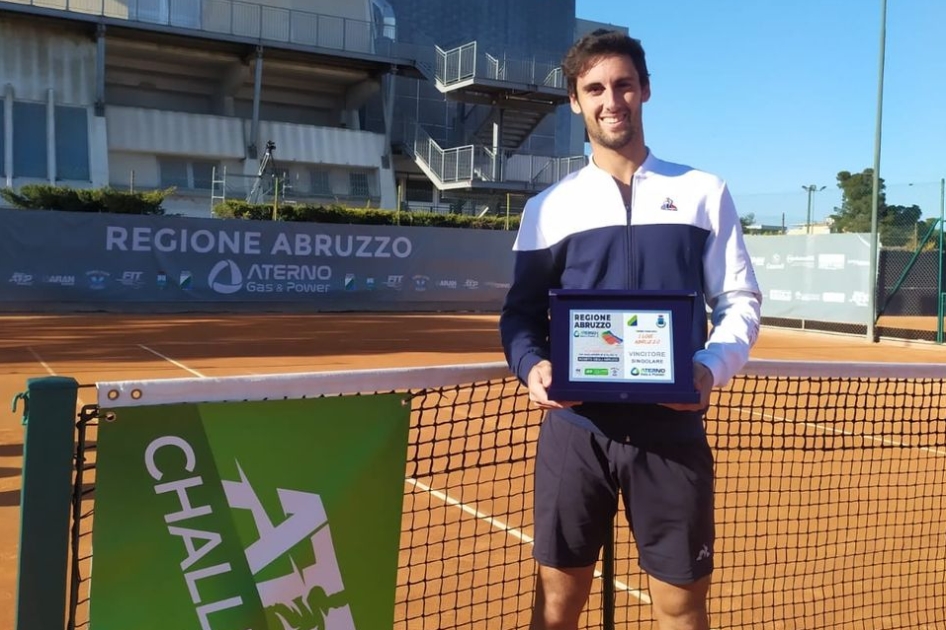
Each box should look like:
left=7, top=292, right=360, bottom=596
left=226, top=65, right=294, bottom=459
left=660, top=198, right=678, bottom=211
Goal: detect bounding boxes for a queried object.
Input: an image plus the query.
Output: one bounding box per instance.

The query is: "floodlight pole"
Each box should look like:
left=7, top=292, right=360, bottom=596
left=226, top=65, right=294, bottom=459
left=802, top=185, right=825, bottom=234
left=938, top=177, right=945, bottom=343
left=866, top=0, right=887, bottom=342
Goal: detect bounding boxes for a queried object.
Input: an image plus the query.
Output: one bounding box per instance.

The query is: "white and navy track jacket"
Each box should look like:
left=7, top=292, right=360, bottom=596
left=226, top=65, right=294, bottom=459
left=499, top=150, right=762, bottom=440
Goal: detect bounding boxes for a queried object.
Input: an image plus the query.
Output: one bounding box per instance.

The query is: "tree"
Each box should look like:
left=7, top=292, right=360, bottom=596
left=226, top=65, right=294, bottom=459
left=739, top=213, right=755, bottom=230
left=828, top=169, right=925, bottom=248
left=829, top=169, right=884, bottom=234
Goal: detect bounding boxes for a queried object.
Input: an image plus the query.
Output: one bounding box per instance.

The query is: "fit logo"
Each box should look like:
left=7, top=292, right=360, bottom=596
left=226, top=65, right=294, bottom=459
left=223, top=464, right=356, bottom=630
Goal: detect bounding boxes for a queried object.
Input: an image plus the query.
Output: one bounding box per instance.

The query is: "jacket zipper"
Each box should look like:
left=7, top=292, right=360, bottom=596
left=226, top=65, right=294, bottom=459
left=625, top=174, right=638, bottom=290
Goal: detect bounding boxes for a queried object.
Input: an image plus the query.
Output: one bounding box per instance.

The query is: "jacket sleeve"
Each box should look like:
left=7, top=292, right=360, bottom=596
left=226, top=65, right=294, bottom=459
left=499, top=203, right=557, bottom=384
left=694, top=182, right=762, bottom=387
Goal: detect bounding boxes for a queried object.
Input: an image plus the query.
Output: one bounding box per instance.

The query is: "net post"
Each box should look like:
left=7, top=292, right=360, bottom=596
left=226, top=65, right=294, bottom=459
left=602, top=518, right=616, bottom=630
left=14, top=376, right=78, bottom=630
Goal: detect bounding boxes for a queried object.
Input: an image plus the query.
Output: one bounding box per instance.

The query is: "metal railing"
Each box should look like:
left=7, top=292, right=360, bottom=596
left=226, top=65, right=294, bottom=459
left=528, top=155, right=586, bottom=186
left=411, top=125, right=482, bottom=184
left=435, top=42, right=477, bottom=87
left=435, top=41, right=565, bottom=89
left=8, top=0, right=402, bottom=57
left=407, top=123, right=583, bottom=189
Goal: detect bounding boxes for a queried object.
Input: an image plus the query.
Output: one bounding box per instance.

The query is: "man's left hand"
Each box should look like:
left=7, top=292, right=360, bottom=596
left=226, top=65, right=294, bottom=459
left=660, top=362, right=714, bottom=412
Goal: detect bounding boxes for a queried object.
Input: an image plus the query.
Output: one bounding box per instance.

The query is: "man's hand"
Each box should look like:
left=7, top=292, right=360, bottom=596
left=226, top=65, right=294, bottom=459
left=661, top=361, right=714, bottom=412
left=527, top=360, right=580, bottom=410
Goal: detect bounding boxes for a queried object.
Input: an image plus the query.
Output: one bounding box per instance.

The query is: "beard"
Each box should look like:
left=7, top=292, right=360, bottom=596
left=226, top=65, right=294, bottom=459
left=587, top=121, right=638, bottom=151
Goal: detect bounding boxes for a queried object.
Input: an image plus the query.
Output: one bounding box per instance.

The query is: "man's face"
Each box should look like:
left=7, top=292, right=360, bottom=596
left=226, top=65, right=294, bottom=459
left=569, top=54, right=651, bottom=152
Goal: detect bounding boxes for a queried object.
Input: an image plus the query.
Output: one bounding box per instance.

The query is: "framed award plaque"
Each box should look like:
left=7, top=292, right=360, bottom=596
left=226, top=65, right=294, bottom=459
left=546, top=289, right=700, bottom=404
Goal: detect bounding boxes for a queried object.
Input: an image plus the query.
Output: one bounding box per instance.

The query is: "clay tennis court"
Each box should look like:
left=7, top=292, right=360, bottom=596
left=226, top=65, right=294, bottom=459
left=2, top=313, right=945, bottom=629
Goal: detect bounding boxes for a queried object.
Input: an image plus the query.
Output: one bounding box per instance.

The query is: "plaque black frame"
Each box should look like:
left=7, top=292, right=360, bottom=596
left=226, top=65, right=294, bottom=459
left=547, top=289, right=700, bottom=404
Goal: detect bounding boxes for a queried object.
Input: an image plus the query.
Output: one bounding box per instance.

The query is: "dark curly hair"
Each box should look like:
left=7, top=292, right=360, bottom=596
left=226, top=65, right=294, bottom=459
left=562, top=29, right=650, bottom=97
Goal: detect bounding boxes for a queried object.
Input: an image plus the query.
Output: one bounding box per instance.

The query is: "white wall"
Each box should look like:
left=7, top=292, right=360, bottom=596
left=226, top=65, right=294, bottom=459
left=106, top=106, right=246, bottom=158
left=0, top=20, right=96, bottom=105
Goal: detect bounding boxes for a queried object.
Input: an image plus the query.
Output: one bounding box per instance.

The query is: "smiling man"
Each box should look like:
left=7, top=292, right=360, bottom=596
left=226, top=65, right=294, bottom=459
left=499, top=29, right=762, bottom=630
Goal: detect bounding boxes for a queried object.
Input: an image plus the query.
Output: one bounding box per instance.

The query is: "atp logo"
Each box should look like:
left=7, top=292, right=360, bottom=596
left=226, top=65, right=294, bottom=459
left=208, top=260, right=244, bottom=295
left=223, top=464, right=355, bottom=630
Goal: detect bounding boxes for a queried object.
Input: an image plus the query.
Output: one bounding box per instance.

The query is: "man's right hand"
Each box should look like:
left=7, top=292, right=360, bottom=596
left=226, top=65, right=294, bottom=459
left=527, top=360, right=580, bottom=410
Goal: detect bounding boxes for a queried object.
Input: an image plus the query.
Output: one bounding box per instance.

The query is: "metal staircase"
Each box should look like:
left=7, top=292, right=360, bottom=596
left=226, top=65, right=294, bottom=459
left=472, top=108, right=548, bottom=151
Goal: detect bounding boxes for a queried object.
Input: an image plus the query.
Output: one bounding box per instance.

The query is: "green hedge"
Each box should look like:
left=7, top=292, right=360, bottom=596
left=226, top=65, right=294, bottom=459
left=0, top=185, right=174, bottom=215
left=213, top=199, right=521, bottom=230
left=0, top=186, right=521, bottom=230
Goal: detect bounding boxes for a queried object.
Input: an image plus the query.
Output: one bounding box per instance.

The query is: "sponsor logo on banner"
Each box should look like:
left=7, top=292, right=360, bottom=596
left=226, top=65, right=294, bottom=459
left=208, top=260, right=243, bottom=295
left=765, top=254, right=785, bottom=270
left=385, top=275, right=403, bottom=290
left=484, top=281, right=512, bottom=290
left=850, top=291, right=869, bottom=307
left=9, top=272, right=34, bottom=286
left=344, top=274, right=356, bottom=291
left=179, top=271, right=193, bottom=291
left=437, top=280, right=458, bottom=290
left=207, top=260, right=332, bottom=295
left=750, top=256, right=765, bottom=267
left=463, top=279, right=479, bottom=290
left=412, top=275, right=429, bottom=292
left=787, top=255, right=815, bottom=268
left=44, top=275, right=75, bottom=287
left=86, top=270, right=110, bottom=290
left=220, top=463, right=356, bottom=629
left=817, top=254, right=845, bottom=270
left=822, top=292, right=846, bottom=303
left=117, top=271, right=145, bottom=288
left=157, top=271, right=168, bottom=289
left=794, top=291, right=821, bottom=302
left=769, top=289, right=793, bottom=301
left=365, top=277, right=375, bottom=290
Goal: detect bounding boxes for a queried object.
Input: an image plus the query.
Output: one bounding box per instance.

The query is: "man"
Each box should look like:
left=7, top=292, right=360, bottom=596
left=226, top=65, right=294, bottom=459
left=499, top=30, right=762, bottom=630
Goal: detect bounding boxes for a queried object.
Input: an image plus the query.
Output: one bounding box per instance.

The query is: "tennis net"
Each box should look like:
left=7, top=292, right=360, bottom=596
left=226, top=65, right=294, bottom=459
left=43, top=359, right=946, bottom=629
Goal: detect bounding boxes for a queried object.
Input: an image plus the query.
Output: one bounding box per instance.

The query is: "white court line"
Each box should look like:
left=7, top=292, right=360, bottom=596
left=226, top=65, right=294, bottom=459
left=27, top=346, right=87, bottom=406
left=741, top=408, right=946, bottom=457
left=138, top=344, right=206, bottom=378
left=27, top=346, right=55, bottom=376
left=405, top=477, right=653, bottom=605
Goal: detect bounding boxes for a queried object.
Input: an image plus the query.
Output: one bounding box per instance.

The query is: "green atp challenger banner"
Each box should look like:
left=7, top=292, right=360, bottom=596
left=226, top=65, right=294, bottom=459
left=90, top=395, right=410, bottom=630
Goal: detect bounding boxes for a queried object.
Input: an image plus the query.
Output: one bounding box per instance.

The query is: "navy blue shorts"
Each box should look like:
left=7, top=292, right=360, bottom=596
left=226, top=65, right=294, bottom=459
left=532, top=413, right=715, bottom=585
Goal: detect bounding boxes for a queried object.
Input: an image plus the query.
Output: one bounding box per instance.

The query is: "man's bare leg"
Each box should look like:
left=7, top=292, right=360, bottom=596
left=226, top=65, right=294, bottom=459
left=530, top=564, right=596, bottom=630
left=648, top=574, right=711, bottom=630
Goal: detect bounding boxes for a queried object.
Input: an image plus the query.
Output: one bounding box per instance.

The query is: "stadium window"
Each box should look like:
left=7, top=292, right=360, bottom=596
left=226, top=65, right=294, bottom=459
left=158, top=158, right=189, bottom=188
left=55, top=106, right=90, bottom=181
left=159, top=158, right=218, bottom=190
left=12, top=102, right=48, bottom=179
left=349, top=171, right=370, bottom=198
left=191, top=161, right=215, bottom=190
left=310, top=169, right=332, bottom=195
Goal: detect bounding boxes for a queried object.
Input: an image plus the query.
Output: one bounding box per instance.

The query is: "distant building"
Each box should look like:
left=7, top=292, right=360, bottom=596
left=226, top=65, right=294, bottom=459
left=0, top=0, right=619, bottom=217
left=785, top=223, right=832, bottom=236
left=743, top=224, right=788, bottom=236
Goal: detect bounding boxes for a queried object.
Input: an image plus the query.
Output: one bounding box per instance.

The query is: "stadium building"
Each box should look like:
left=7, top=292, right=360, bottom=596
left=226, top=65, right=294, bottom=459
left=0, top=0, right=618, bottom=217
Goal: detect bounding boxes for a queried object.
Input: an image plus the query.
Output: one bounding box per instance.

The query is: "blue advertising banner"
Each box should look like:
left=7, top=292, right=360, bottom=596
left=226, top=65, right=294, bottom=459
left=0, top=209, right=516, bottom=312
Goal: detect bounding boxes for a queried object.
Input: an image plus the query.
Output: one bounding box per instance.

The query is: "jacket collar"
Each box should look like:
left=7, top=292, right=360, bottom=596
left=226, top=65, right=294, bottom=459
left=585, top=147, right=659, bottom=180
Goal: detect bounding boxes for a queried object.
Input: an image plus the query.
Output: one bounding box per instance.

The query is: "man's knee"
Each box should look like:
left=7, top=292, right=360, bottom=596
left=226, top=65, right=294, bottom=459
left=531, top=564, right=596, bottom=630
left=648, top=574, right=711, bottom=630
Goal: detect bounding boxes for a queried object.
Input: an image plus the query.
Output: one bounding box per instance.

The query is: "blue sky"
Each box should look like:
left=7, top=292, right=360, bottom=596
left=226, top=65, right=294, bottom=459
left=575, top=0, right=946, bottom=228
